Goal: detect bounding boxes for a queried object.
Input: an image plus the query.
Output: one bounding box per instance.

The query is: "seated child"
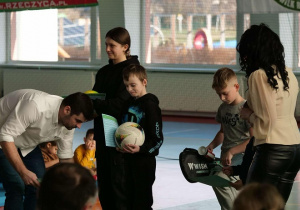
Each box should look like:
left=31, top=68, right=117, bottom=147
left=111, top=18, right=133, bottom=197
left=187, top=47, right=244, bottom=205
left=74, top=128, right=96, bottom=175
left=39, top=141, right=59, bottom=169
left=37, top=163, right=98, bottom=210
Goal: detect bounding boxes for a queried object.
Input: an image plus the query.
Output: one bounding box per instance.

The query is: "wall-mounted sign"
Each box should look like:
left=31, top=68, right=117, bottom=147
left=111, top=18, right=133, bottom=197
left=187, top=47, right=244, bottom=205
left=0, top=0, right=98, bottom=12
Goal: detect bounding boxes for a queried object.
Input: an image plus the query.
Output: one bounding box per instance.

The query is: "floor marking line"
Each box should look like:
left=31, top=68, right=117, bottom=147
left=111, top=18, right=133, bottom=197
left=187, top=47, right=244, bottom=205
left=164, top=128, right=201, bottom=135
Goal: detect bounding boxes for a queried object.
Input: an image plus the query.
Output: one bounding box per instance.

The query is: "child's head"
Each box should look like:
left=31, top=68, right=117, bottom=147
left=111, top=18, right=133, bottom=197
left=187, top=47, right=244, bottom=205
left=37, top=163, right=97, bottom=210
left=84, top=129, right=95, bottom=150
left=233, top=183, right=285, bottom=210
left=105, top=27, right=131, bottom=62
left=123, top=64, right=148, bottom=99
left=212, top=67, right=240, bottom=105
left=84, top=129, right=94, bottom=143
left=40, top=141, right=58, bottom=155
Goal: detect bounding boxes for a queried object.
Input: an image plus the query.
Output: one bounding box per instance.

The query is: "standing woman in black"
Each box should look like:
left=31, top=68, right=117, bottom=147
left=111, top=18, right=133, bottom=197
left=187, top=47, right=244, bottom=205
left=92, top=27, right=139, bottom=210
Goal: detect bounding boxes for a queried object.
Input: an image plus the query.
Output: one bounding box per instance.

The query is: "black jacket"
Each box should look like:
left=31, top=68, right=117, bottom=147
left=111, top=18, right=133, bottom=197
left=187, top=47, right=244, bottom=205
left=121, top=93, right=164, bottom=156
left=93, top=56, right=140, bottom=119
left=93, top=56, right=139, bottom=152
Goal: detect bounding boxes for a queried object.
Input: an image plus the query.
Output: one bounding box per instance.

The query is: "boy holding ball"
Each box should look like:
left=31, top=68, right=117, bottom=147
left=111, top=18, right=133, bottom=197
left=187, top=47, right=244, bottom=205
left=119, top=64, right=164, bottom=210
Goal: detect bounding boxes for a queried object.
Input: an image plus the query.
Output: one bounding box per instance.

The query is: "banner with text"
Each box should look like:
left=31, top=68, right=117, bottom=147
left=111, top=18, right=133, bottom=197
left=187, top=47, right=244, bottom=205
left=0, top=0, right=98, bottom=12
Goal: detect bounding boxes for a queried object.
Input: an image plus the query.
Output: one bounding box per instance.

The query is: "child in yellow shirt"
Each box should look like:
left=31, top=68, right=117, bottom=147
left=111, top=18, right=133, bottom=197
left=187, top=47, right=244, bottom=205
left=74, top=129, right=96, bottom=175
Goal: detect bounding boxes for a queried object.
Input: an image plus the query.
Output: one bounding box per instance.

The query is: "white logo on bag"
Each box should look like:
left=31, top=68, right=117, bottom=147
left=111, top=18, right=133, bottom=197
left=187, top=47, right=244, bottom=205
left=187, top=162, right=208, bottom=170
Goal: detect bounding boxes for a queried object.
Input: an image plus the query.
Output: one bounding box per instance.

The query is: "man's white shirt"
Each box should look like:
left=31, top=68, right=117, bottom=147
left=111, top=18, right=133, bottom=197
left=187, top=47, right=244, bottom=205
left=0, top=89, right=74, bottom=158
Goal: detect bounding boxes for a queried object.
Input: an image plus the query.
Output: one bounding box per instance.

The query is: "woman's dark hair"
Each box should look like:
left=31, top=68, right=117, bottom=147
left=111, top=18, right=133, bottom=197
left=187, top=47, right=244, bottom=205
left=236, top=23, right=289, bottom=91
left=37, top=163, right=97, bottom=210
left=61, top=92, right=94, bottom=121
left=106, top=27, right=131, bottom=57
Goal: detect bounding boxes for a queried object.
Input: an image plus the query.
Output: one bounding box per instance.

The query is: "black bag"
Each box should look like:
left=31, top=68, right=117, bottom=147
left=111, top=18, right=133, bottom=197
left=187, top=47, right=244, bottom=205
left=179, top=148, right=221, bottom=183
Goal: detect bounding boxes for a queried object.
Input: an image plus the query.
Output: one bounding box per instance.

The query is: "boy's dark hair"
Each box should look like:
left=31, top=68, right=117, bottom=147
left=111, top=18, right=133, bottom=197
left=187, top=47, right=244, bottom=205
left=123, top=64, right=147, bottom=82
left=106, top=27, right=131, bottom=56
left=37, top=163, right=97, bottom=210
left=61, top=92, right=94, bottom=121
left=86, top=128, right=94, bottom=138
left=212, top=67, right=237, bottom=90
left=39, top=141, right=57, bottom=149
left=236, top=23, right=289, bottom=91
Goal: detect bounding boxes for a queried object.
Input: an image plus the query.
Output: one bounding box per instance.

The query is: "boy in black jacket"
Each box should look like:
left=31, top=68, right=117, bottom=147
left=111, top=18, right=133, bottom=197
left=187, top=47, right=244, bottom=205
left=119, top=64, right=164, bottom=210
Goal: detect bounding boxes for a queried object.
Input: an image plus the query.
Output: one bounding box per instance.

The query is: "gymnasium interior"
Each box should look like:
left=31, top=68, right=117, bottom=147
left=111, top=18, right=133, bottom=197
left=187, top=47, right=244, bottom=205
left=0, top=0, right=300, bottom=209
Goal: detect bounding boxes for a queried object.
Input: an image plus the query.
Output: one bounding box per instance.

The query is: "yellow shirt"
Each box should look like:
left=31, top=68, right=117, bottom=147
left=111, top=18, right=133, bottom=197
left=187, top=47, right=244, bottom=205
left=74, top=144, right=96, bottom=169
left=247, top=67, right=300, bottom=146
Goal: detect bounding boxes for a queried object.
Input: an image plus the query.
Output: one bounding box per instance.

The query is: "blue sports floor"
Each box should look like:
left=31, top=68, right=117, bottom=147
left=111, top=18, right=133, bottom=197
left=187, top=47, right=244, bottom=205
left=73, top=120, right=300, bottom=210
left=1, top=120, right=299, bottom=209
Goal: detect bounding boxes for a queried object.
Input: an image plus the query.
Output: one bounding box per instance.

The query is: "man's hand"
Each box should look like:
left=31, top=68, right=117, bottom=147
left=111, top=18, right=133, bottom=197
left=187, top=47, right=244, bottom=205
left=20, top=169, right=40, bottom=188
left=0, top=141, right=40, bottom=188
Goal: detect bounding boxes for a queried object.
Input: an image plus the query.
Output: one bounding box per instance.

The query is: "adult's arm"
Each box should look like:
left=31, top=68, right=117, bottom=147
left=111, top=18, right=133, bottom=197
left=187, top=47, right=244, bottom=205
left=56, top=129, right=75, bottom=160
left=93, top=83, right=131, bottom=117
left=247, top=70, right=277, bottom=139
left=0, top=141, right=40, bottom=187
left=0, top=100, right=40, bottom=187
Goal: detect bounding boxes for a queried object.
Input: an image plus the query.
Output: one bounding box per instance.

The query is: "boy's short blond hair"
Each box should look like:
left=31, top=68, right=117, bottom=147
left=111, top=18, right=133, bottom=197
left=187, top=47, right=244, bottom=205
left=123, top=64, right=147, bottom=82
left=212, top=67, right=237, bottom=90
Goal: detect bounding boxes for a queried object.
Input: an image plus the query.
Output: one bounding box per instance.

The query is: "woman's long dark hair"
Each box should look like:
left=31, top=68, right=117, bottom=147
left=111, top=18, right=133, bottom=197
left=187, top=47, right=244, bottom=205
left=236, top=23, right=289, bottom=90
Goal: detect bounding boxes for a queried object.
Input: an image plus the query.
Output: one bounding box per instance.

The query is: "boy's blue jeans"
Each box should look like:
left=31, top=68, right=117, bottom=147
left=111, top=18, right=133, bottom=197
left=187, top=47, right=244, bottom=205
left=0, top=146, right=45, bottom=210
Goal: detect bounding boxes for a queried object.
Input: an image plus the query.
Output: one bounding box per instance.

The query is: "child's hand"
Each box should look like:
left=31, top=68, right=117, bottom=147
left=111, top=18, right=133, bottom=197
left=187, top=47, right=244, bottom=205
left=221, top=151, right=233, bottom=166
left=230, top=180, right=243, bottom=190
left=222, top=166, right=233, bottom=176
left=86, top=140, right=96, bottom=150
left=122, top=144, right=140, bottom=154
left=206, top=145, right=214, bottom=153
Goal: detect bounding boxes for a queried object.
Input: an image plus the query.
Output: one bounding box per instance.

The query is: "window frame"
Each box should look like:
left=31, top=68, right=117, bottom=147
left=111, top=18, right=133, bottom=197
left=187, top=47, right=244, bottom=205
left=1, top=6, right=102, bottom=70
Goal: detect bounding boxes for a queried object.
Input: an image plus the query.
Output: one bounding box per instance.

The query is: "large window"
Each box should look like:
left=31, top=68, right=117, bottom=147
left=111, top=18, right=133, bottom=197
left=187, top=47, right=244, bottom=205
left=2, top=1, right=300, bottom=71
left=145, top=0, right=237, bottom=65
left=9, top=7, right=100, bottom=63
